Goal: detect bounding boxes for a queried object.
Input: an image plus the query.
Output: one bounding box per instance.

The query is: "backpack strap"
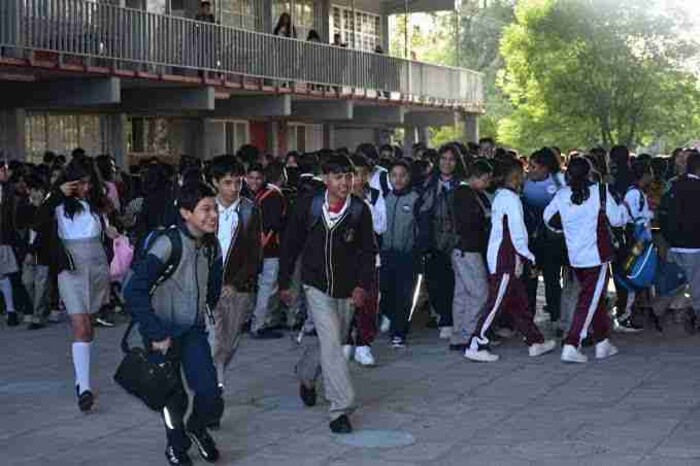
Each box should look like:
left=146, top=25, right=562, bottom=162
left=147, top=227, right=183, bottom=294
left=379, top=170, right=391, bottom=197
left=307, top=193, right=325, bottom=232
left=369, top=187, right=380, bottom=206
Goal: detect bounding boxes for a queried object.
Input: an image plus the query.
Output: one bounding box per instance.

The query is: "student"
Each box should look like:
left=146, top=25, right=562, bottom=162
left=344, top=154, right=387, bottom=366
left=35, top=157, right=114, bottom=411
left=464, top=158, right=556, bottom=362
left=418, top=145, right=465, bottom=338
left=543, top=158, right=628, bottom=363
left=124, top=181, right=223, bottom=465
left=661, top=151, right=700, bottom=333
left=23, top=174, right=51, bottom=330
left=522, top=148, right=566, bottom=332
left=381, top=159, right=421, bottom=347
left=615, top=160, right=654, bottom=332
left=209, top=156, right=262, bottom=384
left=450, top=159, right=492, bottom=351
left=247, top=162, right=286, bottom=337
left=0, top=162, right=20, bottom=326
left=279, top=154, right=376, bottom=434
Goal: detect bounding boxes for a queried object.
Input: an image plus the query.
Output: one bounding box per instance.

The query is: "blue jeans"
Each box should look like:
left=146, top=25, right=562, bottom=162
left=149, top=326, right=222, bottom=453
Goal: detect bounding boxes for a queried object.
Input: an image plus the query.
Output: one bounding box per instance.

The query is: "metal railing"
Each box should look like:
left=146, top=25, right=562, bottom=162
left=0, top=0, right=484, bottom=109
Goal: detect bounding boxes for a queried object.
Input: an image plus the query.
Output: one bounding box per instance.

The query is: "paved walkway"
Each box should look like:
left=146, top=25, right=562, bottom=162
left=1, top=315, right=700, bottom=466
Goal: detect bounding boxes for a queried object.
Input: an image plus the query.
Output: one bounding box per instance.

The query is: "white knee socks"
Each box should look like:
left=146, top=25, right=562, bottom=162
left=72, top=342, right=92, bottom=394
left=0, top=277, right=15, bottom=313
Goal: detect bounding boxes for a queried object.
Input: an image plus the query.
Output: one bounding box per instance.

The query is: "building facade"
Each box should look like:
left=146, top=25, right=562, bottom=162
left=0, top=0, right=484, bottom=166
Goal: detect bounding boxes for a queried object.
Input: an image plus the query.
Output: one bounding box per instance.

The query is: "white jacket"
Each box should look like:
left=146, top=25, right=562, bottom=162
left=543, top=184, right=628, bottom=268
left=487, top=188, right=534, bottom=275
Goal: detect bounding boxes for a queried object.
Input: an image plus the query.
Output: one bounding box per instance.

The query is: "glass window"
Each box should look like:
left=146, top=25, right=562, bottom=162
left=331, top=5, right=381, bottom=52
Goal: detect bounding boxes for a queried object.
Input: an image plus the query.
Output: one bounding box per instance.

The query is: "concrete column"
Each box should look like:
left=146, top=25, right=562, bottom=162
left=319, top=0, right=332, bottom=42
left=464, top=113, right=479, bottom=144
left=403, top=125, right=417, bottom=157
left=418, top=126, right=431, bottom=147
left=201, top=118, right=225, bottom=160
left=262, top=0, right=273, bottom=33
left=102, top=114, right=127, bottom=168
left=381, top=13, right=390, bottom=54
left=324, top=123, right=335, bottom=150
left=0, top=108, right=26, bottom=161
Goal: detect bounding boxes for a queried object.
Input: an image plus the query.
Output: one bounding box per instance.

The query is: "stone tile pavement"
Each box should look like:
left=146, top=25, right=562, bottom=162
left=1, top=316, right=700, bottom=465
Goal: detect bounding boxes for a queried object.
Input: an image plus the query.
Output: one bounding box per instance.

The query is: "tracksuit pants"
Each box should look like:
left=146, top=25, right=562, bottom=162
left=471, top=273, right=544, bottom=349
left=209, top=287, right=254, bottom=386
left=380, top=252, right=418, bottom=339
left=296, top=285, right=355, bottom=420
left=348, top=268, right=379, bottom=346
left=451, top=250, right=488, bottom=345
left=564, top=264, right=611, bottom=347
left=153, top=326, right=223, bottom=454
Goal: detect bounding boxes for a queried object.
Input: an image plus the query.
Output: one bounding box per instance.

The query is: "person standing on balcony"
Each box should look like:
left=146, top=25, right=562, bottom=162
left=273, top=12, right=297, bottom=38
left=195, top=1, right=215, bottom=23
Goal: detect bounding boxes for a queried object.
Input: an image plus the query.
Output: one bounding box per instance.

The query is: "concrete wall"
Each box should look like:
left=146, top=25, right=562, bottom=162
left=333, top=127, right=376, bottom=151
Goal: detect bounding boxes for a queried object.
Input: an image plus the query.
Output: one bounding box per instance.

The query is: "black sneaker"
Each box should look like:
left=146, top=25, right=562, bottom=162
left=449, top=343, right=469, bottom=351
left=165, top=445, right=193, bottom=466
left=329, top=414, right=353, bottom=434
left=6, top=313, right=19, bottom=327
left=186, top=427, right=219, bottom=463
left=299, top=383, right=317, bottom=407
left=683, top=309, right=697, bottom=335
left=250, top=328, right=284, bottom=339
left=390, top=336, right=406, bottom=349
left=27, top=322, right=46, bottom=331
left=77, top=389, right=94, bottom=412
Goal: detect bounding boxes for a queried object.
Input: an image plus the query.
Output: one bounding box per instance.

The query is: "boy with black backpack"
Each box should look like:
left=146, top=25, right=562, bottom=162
left=124, top=181, right=223, bottom=466
left=279, top=154, right=376, bottom=434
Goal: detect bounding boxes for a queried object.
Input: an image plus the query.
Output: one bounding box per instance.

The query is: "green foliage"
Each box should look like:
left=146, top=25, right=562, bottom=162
left=498, top=0, right=700, bottom=153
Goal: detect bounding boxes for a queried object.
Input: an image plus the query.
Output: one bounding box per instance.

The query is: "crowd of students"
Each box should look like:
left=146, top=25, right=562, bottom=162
left=2, top=139, right=699, bottom=465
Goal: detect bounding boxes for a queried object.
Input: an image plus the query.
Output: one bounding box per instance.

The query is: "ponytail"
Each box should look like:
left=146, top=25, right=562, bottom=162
left=567, top=157, right=592, bottom=205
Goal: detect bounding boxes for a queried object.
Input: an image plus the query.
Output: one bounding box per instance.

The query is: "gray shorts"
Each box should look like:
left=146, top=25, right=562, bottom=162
left=58, top=238, right=109, bottom=315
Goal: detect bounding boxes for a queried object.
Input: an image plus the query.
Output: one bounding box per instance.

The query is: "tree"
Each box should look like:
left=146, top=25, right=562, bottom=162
left=498, top=0, right=700, bottom=153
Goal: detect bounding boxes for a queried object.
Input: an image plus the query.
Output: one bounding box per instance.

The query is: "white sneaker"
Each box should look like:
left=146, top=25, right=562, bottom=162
left=342, top=345, right=354, bottom=361
left=380, top=316, right=391, bottom=333
left=561, top=344, right=588, bottom=364
left=23, top=314, right=32, bottom=324
left=595, top=339, right=619, bottom=360
left=439, top=326, right=452, bottom=339
left=464, top=348, right=500, bottom=363
left=354, top=346, right=376, bottom=366
left=528, top=340, right=557, bottom=357
left=47, top=310, right=63, bottom=323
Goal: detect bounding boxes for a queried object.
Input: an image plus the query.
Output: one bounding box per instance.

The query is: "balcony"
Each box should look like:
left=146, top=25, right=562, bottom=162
left=0, top=0, right=484, bottom=113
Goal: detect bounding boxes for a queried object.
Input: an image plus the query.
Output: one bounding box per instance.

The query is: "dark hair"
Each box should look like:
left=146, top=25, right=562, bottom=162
left=687, top=150, right=700, bottom=175
left=177, top=181, right=216, bottom=212
left=356, top=143, right=379, bottom=161
left=307, top=29, right=321, bottom=42
left=492, top=157, right=522, bottom=188
left=246, top=162, right=265, bottom=176
left=273, top=13, right=296, bottom=37
left=298, top=152, right=320, bottom=175
left=43, top=151, right=56, bottom=165
left=59, top=156, right=106, bottom=219
left=567, top=157, right=592, bottom=205
left=531, top=147, right=561, bottom=174
left=423, top=148, right=439, bottom=165
left=630, top=159, right=652, bottom=182
left=479, top=137, right=495, bottom=146
left=71, top=147, right=86, bottom=159
left=209, top=155, right=245, bottom=181
left=265, top=161, right=287, bottom=185
left=285, top=151, right=300, bottom=165
left=390, top=158, right=412, bottom=176
left=470, top=158, right=494, bottom=179
left=350, top=153, right=371, bottom=170
left=236, top=144, right=260, bottom=168
left=321, top=154, right=354, bottom=175
left=610, top=145, right=630, bottom=165
left=95, top=154, right=115, bottom=182
left=181, top=167, right=204, bottom=185
left=438, top=143, right=467, bottom=179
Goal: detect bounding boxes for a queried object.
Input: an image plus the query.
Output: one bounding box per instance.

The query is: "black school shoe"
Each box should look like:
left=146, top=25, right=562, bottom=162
left=76, top=387, right=94, bottom=413
left=165, top=446, right=193, bottom=466
left=299, top=383, right=317, bottom=407
left=449, top=343, right=469, bottom=351
left=250, top=328, right=284, bottom=339
left=330, top=414, right=353, bottom=434
left=6, top=313, right=19, bottom=327
left=186, top=425, right=220, bottom=463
